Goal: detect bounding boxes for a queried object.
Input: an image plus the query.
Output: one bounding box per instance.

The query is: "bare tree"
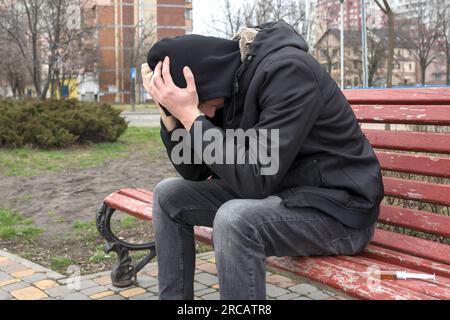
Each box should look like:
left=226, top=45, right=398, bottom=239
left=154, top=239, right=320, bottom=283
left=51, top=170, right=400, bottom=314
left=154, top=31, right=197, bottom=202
left=0, top=0, right=97, bottom=99
left=208, top=0, right=306, bottom=39
left=375, top=0, right=395, bottom=87
left=314, top=15, right=338, bottom=75
left=0, top=0, right=44, bottom=97
left=0, top=35, right=29, bottom=97
left=367, top=29, right=388, bottom=87
left=436, top=0, right=450, bottom=84
left=208, top=0, right=256, bottom=38
left=123, top=15, right=157, bottom=106
left=400, top=2, right=440, bottom=85
left=254, top=0, right=305, bottom=32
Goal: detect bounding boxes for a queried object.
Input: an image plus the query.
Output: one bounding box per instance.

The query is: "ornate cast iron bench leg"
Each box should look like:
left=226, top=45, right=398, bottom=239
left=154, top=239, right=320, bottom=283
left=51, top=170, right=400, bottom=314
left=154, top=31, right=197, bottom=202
left=96, top=203, right=156, bottom=287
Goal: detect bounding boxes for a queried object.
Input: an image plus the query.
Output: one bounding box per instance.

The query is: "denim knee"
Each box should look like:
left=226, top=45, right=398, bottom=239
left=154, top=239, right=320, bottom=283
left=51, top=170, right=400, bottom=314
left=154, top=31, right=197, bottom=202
left=213, top=200, right=262, bottom=249
left=154, top=177, right=182, bottom=199
left=154, top=177, right=182, bottom=207
left=153, top=178, right=185, bottom=221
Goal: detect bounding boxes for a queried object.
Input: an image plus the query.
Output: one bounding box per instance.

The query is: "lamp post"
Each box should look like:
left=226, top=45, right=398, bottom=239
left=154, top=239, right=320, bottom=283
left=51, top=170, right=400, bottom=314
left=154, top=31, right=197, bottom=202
left=360, top=0, right=369, bottom=88
left=340, top=0, right=345, bottom=89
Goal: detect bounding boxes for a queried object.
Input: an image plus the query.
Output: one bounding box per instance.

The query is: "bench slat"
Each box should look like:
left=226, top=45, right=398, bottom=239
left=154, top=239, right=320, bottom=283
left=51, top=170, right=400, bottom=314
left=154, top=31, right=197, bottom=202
left=335, top=255, right=450, bottom=287
left=330, top=256, right=450, bottom=299
left=119, top=189, right=153, bottom=204
left=372, top=229, right=450, bottom=265
left=104, top=193, right=152, bottom=221
left=344, top=88, right=450, bottom=105
left=352, top=105, right=450, bottom=125
left=379, top=204, right=450, bottom=238
left=383, top=176, right=450, bottom=206
left=267, top=256, right=437, bottom=299
left=104, top=189, right=450, bottom=299
left=193, top=224, right=450, bottom=271
left=189, top=225, right=441, bottom=299
left=107, top=190, right=450, bottom=258
left=363, top=130, right=450, bottom=154
left=362, top=244, right=450, bottom=279
left=194, top=226, right=215, bottom=245
left=136, top=188, right=153, bottom=196
left=376, top=151, right=450, bottom=178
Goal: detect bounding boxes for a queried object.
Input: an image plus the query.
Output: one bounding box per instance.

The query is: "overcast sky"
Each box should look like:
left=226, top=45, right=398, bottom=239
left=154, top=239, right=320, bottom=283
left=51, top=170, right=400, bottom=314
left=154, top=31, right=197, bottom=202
left=192, top=0, right=243, bottom=36
left=192, top=0, right=220, bottom=35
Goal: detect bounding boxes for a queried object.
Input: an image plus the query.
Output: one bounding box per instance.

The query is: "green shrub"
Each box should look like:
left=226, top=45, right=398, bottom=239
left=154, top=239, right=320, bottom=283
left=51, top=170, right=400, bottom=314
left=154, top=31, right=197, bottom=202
left=0, top=98, right=128, bottom=148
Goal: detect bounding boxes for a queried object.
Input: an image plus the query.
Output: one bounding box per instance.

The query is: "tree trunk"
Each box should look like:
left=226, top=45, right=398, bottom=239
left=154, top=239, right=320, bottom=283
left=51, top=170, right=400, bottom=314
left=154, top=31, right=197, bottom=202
left=421, top=62, right=426, bottom=85
left=447, top=41, right=450, bottom=85
left=387, top=11, right=395, bottom=87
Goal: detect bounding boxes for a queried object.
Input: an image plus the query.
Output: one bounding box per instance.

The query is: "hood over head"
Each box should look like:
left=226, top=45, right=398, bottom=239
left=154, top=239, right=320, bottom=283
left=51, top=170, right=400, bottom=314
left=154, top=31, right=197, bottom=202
left=146, top=20, right=309, bottom=124
left=225, top=20, right=309, bottom=126
left=147, top=34, right=242, bottom=102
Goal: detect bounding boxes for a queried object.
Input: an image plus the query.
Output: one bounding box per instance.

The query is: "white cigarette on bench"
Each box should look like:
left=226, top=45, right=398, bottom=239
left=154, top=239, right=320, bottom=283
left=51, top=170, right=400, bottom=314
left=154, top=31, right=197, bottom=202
left=374, top=270, right=436, bottom=280
left=394, top=271, right=436, bottom=280
left=346, top=270, right=436, bottom=280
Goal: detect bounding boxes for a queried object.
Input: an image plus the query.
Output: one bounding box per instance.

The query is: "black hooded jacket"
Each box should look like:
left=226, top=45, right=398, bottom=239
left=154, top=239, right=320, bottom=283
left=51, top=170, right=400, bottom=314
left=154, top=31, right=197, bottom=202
left=154, top=20, right=384, bottom=229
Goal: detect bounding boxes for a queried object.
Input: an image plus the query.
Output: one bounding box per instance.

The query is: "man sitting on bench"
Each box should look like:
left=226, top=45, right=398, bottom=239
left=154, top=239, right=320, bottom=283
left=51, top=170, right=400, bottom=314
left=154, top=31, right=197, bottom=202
left=141, top=20, right=384, bottom=300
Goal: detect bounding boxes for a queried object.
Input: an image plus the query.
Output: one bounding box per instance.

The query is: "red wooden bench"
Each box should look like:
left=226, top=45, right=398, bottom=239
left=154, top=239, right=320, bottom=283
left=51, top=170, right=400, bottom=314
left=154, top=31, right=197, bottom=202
left=96, top=87, right=450, bottom=299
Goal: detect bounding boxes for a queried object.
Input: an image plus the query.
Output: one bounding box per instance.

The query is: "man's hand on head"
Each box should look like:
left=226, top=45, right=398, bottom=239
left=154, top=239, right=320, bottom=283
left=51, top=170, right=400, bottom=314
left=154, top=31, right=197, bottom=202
left=149, top=56, right=202, bottom=131
left=141, top=62, right=177, bottom=131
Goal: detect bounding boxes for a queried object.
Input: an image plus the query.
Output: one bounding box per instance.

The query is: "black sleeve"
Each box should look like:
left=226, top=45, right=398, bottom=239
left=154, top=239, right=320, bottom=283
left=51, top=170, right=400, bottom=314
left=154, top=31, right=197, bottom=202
left=160, top=119, right=213, bottom=181
left=188, top=58, right=324, bottom=198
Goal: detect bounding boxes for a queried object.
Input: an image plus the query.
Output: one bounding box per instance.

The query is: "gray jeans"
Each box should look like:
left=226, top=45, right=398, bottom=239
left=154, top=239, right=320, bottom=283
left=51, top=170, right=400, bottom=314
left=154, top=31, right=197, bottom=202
left=152, top=177, right=375, bottom=300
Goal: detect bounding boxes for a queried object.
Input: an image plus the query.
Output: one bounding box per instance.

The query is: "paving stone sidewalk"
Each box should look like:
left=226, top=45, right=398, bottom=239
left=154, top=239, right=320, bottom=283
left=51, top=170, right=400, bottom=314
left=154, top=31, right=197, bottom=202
left=0, top=249, right=352, bottom=300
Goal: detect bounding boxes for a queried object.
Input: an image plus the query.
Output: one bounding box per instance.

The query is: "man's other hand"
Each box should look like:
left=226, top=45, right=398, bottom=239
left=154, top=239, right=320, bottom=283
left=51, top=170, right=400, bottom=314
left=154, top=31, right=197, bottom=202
left=149, top=56, right=202, bottom=131
left=141, top=62, right=177, bottom=131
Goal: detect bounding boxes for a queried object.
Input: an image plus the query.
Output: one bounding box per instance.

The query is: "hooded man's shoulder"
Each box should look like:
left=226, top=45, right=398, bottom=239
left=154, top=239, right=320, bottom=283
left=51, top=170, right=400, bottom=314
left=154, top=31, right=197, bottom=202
left=257, top=47, right=325, bottom=84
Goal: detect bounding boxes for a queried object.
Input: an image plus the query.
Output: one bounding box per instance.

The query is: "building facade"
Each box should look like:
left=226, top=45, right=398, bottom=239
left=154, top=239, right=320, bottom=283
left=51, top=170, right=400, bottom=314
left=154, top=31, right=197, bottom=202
left=313, top=28, right=418, bottom=88
left=315, top=0, right=362, bottom=31
left=91, top=0, right=192, bottom=104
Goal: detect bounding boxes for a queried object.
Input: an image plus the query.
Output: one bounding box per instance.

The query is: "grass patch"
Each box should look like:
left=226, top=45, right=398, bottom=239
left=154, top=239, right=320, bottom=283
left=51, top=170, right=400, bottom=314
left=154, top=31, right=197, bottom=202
left=121, top=216, right=138, bottom=229
left=73, top=219, right=96, bottom=231
left=196, top=242, right=213, bottom=254
left=89, top=245, right=113, bottom=264
left=56, top=217, right=66, bottom=223
left=0, top=127, right=163, bottom=177
left=0, top=208, right=42, bottom=240
left=50, top=256, right=76, bottom=271
left=112, top=103, right=157, bottom=112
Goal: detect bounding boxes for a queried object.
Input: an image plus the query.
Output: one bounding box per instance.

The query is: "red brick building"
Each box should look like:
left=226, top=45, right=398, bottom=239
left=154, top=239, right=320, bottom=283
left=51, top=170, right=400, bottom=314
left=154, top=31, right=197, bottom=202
left=91, top=0, right=193, bottom=103
left=316, top=0, right=362, bottom=31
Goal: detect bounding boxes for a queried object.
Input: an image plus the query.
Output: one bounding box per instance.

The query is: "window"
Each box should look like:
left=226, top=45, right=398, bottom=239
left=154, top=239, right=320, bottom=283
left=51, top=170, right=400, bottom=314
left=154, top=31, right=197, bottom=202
left=409, top=63, right=412, bottom=71
left=185, top=8, right=192, bottom=20
left=435, top=73, right=443, bottom=80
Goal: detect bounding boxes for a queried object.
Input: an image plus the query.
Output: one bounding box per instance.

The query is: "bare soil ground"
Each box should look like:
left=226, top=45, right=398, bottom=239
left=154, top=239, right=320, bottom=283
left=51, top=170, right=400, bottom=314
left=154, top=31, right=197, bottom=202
left=0, top=149, right=182, bottom=274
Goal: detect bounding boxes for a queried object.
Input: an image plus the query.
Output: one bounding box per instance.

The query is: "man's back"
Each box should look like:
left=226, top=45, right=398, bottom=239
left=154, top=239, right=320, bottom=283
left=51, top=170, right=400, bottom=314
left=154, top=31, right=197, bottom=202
left=219, top=22, right=384, bottom=229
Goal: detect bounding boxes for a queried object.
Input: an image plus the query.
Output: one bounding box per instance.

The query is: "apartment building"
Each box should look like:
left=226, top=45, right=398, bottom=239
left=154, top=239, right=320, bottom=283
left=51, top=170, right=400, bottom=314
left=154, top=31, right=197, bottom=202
left=90, top=0, right=193, bottom=103
left=314, top=28, right=418, bottom=87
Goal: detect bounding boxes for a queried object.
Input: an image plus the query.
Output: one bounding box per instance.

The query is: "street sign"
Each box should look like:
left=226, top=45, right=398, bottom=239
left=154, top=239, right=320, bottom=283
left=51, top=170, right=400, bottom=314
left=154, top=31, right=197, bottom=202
left=62, top=85, right=69, bottom=98
left=131, top=67, right=136, bottom=80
